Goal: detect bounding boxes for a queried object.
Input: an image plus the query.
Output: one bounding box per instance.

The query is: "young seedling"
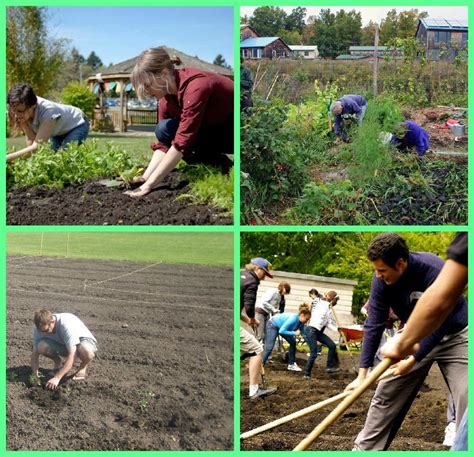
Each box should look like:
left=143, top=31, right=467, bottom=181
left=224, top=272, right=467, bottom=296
left=7, top=371, right=19, bottom=383
left=28, top=371, right=45, bottom=387
left=137, top=390, right=156, bottom=414
left=119, top=166, right=145, bottom=188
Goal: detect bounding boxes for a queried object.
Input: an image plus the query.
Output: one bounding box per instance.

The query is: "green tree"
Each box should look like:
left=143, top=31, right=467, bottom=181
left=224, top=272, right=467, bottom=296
left=285, top=7, right=307, bottom=32
left=311, top=9, right=337, bottom=58
left=380, top=9, right=428, bottom=44
left=213, top=54, right=232, bottom=69
left=60, top=82, right=96, bottom=119
left=241, top=232, right=455, bottom=317
left=249, top=6, right=287, bottom=36
left=334, top=10, right=362, bottom=53
left=86, top=51, right=103, bottom=71
left=278, top=29, right=303, bottom=46
left=7, top=7, right=67, bottom=96
left=361, top=20, right=378, bottom=46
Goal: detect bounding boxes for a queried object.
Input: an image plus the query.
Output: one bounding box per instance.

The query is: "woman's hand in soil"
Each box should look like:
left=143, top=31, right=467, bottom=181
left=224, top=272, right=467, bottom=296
left=46, top=376, right=61, bottom=390
left=389, top=355, right=416, bottom=376
left=124, top=185, right=151, bottom=198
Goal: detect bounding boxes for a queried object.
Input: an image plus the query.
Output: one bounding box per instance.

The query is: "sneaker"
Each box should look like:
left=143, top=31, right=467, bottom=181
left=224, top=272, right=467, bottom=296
left=250, top=387, right=277, bottom=400
left=287, top=363, right=302, bottom=372
left=303, top=375, right=311, bottom=380
left=326, top=367, right=341, bottom=374
left=443, top=422, right=456, bottom=447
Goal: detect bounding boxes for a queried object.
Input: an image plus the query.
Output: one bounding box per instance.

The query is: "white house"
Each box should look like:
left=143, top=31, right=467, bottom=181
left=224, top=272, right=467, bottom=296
left=256, top=270, right=358, bottom=330
left=289, top=45, right=319, bottom=59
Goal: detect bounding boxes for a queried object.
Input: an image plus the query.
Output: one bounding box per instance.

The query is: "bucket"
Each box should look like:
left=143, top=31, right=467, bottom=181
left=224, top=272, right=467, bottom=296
left=449, top=124, right=466, bottom=136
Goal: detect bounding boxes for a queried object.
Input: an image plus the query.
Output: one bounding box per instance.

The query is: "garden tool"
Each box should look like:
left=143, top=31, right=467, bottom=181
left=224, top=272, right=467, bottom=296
left=293, top=357, right=394, bottom=451
left=240, top=367, right=394, bottom=440
left=329, top=304, right=358, bottom=373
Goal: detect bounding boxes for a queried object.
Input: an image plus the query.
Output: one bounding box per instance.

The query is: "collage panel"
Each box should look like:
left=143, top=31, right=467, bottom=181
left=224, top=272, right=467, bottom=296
left=239, top=231, right=467, bottom=451
left=6, top=6, right=234, bottom=226
left=240, top=6, right=467, bottom=226
left=6, top=232, right=234, bottom=450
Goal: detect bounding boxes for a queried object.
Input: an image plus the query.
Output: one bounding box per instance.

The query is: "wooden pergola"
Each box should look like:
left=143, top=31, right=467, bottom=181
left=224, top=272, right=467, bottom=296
left=86, top=46, right=233, bottom=132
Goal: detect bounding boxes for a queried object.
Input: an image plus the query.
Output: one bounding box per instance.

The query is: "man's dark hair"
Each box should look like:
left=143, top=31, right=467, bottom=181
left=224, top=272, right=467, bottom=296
left=7, top=83, right=37, bottom=107
left=367, top=233, right=409, bottom=268
left=308, top=288, right=319, bottom=297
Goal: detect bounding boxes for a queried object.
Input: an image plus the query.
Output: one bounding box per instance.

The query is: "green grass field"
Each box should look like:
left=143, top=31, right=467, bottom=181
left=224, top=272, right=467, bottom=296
left=7, top=232, right=233, bottom=266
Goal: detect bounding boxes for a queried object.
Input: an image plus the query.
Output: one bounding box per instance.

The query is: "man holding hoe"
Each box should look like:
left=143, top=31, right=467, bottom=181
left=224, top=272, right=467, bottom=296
left=345, top=233, right=467, bottom=450
left=31, top=309, right=98, bottom=390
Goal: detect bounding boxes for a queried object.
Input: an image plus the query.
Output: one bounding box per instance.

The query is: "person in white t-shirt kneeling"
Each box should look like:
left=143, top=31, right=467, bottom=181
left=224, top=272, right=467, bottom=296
left=31, top=308, right=98, bottom=390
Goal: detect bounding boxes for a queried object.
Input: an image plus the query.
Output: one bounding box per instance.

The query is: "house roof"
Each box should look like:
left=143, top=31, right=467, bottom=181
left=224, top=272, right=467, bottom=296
left=86, top=46, right=233, bottom=80
left=336, top=54, right=371, bottom=60
left=240, top=37, right=280, bottom=48
left=349, top=46, right=389, bottom=51
left=289, top=45, right=318, bottom=51
left=416, top=17, right=468, bottom=35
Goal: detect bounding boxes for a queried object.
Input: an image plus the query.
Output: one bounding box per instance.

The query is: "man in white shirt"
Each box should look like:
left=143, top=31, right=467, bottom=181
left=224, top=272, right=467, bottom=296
left=31, top=309, right=97, bottom=390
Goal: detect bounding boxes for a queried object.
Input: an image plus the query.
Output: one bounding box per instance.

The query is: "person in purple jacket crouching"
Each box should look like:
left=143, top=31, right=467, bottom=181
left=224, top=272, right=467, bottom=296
left=390, top=120, right=430, bottom=157
left=345, top=233, right=467, bottom=451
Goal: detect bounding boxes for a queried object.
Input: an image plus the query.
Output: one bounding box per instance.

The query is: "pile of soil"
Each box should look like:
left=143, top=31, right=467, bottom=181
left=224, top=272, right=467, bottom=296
left=7, top=256, right=233, bottom=450
left=7, top=171, right=232, bottom=225
left=241, top=353, right=449, bottom=451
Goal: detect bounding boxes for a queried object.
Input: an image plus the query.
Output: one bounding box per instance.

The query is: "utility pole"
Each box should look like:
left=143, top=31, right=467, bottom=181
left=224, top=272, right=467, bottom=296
left=373, top=23, right=379, bottom=97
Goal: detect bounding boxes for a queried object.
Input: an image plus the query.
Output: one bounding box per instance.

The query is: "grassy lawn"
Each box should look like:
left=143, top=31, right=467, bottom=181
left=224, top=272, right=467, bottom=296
left=7, top=232, right=233, bottom=266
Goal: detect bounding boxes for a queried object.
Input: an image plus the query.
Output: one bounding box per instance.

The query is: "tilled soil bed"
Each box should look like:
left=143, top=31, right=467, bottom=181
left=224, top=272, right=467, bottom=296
left=7, top=256, right=233, bottom=450
left=7, top=172, right=232, bottom=225
left=241, top=352, right=449, bottom=451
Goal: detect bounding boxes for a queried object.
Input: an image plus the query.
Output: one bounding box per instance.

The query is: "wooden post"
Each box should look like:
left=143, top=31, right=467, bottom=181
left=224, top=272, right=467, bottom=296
left=373, top=24, right=379, bottom=97
left=119, top=80, right=124, bottom=133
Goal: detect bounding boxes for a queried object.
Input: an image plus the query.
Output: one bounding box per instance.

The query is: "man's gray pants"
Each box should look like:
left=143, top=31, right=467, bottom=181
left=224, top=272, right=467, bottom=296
left=354, top=327, right=467, bottom=450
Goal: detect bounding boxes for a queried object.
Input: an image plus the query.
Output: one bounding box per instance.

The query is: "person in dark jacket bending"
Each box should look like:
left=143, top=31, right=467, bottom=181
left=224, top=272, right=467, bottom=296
left=390, top=121, right=430, bottom=157
left=331, top=94, right=368, bottom=142
left=240, top=257, right=277, bottom=399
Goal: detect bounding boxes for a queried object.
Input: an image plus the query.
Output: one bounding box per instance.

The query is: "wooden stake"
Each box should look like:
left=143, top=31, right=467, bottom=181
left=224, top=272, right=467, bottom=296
left=293, top=358, right=393, bottom=451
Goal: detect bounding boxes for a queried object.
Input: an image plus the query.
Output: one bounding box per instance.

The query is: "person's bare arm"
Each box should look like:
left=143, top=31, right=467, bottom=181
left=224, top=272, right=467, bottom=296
left=125, top=146, right=183, bottom=198
left=6, top=119, right=56, bottom=162
left=381, top=259, right=467, bottom=361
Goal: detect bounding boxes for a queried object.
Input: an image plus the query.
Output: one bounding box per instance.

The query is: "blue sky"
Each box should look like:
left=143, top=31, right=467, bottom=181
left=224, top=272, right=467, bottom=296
left=47, top=7, right=234, bottom=67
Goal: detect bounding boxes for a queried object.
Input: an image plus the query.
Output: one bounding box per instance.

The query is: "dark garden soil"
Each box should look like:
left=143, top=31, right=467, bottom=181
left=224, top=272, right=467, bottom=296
left=7, top=171, right=232, bottom=226
left=7, top=256, right=233, bottom=450
left=241, top=352, right=449, bottom=451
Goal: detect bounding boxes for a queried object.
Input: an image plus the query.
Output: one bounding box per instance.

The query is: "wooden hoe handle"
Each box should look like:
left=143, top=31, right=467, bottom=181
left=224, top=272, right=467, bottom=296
left=293, top=358, right=394, bottom=451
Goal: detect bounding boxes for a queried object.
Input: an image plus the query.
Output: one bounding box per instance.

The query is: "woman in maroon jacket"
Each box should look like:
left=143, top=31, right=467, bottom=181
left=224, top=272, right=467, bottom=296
left=126, top=47, right=234, bottom=198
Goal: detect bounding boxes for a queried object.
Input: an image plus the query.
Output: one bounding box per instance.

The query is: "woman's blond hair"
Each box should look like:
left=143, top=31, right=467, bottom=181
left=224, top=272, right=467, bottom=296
left=131, top=48, right=182, bottom=100
left=298, top=303, right=311, bottom=317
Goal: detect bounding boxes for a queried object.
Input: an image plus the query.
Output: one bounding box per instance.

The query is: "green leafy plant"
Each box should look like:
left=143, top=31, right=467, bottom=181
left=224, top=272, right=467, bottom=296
left=137, top=390, right=156, bottom=414
left=60, top=81, right=97, bottom=119
left=178, top=165, right=233, bottom=212
left=7, top=140, right=134, bottom=189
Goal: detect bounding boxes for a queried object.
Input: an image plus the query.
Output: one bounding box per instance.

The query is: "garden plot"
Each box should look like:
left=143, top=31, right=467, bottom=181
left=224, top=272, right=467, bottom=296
left=7, top=255, right=233, bottom=450
left=7, top=171, right=232, bottom=225
left=241, top=354, right=448, bottom=451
